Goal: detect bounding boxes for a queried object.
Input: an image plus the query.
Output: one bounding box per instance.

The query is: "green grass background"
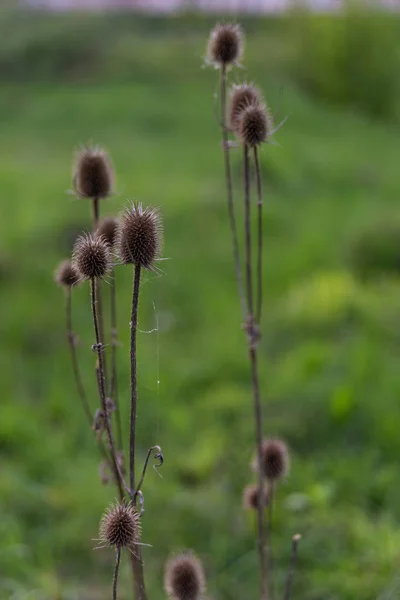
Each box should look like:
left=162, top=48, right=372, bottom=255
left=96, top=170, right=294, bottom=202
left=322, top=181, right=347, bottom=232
left=1, top=7, right=400, bottom=600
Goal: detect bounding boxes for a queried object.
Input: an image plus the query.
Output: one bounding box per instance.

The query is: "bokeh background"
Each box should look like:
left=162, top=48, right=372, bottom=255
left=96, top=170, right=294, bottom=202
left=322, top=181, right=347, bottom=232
left=1, top=0, right=400, bottom=598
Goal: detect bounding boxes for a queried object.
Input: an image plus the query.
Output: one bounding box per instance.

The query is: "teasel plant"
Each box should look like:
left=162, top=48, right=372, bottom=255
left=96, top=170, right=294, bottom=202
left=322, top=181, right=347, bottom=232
left=205, top=22, right=300, bottom=600
left=55, top=147, right=165, bottom=600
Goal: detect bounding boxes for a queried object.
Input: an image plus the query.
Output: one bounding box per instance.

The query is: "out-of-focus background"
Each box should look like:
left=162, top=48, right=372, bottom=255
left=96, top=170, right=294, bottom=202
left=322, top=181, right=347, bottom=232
left=1, top=0, right=400, bottom=598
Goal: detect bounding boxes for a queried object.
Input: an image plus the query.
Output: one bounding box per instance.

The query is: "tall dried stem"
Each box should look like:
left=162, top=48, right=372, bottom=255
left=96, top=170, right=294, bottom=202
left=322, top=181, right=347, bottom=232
left=113, top=549, right=121, bottom=600
left=254, top=146, right=263, bottom=325
left=110, top=268, right=123, bottom=449
left=243, top=144, right=268, bottom=600
left=129, top=263, right=148, bottom=600
left=220, top=64, right=247, bottom=321
left=90, top=278, right=127, bottom=501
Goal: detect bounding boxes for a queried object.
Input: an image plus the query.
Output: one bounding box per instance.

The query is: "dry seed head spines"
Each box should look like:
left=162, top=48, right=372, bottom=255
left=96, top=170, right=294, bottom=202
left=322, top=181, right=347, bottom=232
left=73, top=233, right=112, bottom=280
left=73, top=145, right=114, bottom=199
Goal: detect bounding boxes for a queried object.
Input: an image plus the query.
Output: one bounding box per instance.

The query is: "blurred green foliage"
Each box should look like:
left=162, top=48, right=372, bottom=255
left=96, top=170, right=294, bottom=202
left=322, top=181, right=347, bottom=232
left=292, top=1, right=400, bottom=119
left=0, top=7, right=400, bottom=600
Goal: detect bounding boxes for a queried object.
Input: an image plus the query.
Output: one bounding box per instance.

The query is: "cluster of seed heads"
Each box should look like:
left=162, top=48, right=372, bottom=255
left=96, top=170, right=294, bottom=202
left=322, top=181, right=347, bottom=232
left=207, top=23, right=243, bottom=68
left=230, top=84, right=273, bottom=147
left=73, top=146, right=114, bottom=199
left=164, top=553, right=206, bottom=600
left=99, top=501, right=141, bottom=551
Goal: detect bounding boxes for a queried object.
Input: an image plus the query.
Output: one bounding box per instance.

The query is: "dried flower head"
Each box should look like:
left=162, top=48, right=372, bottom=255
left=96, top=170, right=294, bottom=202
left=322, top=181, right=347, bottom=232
left=98, top=501, right=141, bottom=550
left=73, top=146, right=114, bottom=199
left=229, top=83, right=261, bottom=132
left=164, top=553, right=206, bottom=600
left=238, top=103, right=273, bottom=147
left=117, top=203, right=163, bottom=269
left=72, top=233, right=112, bottom=280
left=54, top=259, right=80, bottom=288
left=242, top=484, right=269, bottom=511
left=207, top=23, right=243, bottom=68
left=95, top=216, right=119, bottom=249
left=253, top=439, right=290, bottom=482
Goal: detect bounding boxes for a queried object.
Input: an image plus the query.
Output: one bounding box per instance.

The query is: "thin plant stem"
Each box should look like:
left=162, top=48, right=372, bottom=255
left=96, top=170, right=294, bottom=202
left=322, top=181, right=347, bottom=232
left=135, top=445, right=163, bottom=500
left=129, top=263, right=148, bottom=600
left=244, top=143, right=268, bottom=600
left=90, top=278, right=129, bottom=501
left=220, top=64, right=247, bottom=321
left=254, top=146, right=263, bottom=325
left=283, top=534, right=301, bottom=600
left=267, top=482, right=274, bottom=600
left=65, top=288, right=92, bottom=424
left=91, top=195, right=107, bottom=380
left=110, top=268, right=123, bottom=450
left=66, top=287, right=111, bottom=466
left=113, top=548, right=121, bottom=600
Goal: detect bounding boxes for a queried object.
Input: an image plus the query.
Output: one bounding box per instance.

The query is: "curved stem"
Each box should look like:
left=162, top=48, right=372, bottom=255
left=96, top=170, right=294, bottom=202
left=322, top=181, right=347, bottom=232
left=113, top=548, right=121, bottom=600
left=110, top=268, right=123, bottom=450
left=90, top=278, right=128, bottom=501
left=220, top=64, right=247, bottom=322
left=254, top=146, right=263, bottom=326
left=65, top=288, right=92, bottom=424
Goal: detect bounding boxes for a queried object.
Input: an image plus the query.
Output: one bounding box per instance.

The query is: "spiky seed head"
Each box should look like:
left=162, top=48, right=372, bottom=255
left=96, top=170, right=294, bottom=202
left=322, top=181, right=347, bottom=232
left=54, top=259, right=80, bottom=288
left=73, top=146, right=114, bottom=199
left=164, top=553, right=206, bottom=600
left=229, top=83, right=261, bottom=132
left=207, top=23, right=243, bottom=68
left=95, top=216, right=119, bottom=249
left=72, top=233, right=112, bottom=280
left=253, top=439, right=290, bottom=482
left=242, top=484, right=269, bottom=511
left=99, top=501, right=141, bottom=550
left=117, top=203, right=163, bottom=269
left=238, top=103, right=272, bottom=147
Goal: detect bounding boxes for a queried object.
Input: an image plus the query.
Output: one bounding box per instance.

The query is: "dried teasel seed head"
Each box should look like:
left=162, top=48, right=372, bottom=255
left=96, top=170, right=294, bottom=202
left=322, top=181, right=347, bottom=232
left=253, top=439, right=290, bottom=482
left=72, top=233, right=112, bottom=280
left=54, top=259, right=80, bottom=288
left=229, top=83, right=261, bottom=132
left=242, top=484, right=269, bottom=511
left=207, top=23, right=243, bottom=68
left=164, top=552, right=206, bottom=600
left=73, top=146, right=114, bottom=199
left=99, top=501, right=141, bottom=550
left=95, top=216, right=119, bottom=249
left=117, top=203, right=163, bottom=269
left=238, top=103, right=273, bottom=147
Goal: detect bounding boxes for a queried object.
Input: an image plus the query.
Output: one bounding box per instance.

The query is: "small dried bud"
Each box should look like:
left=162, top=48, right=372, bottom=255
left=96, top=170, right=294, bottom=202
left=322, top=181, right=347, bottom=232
left=72, top=234, right=112, bottom=280
left=242, top=484, right=269, bottom=511
left=164, top=553, right=206, bottom=600
left=99, top=501, right=141, bottom=550
left=95, top=216, right=119, bottom=249
left=54, top=259, right=80, bottom=288
left=117, top=203, right=163, bottom=269
left=207, top=23, right=243, bottom=68
left=239, top=103, right=272, bottom=147
left=229, top=83, right=261, bottom=132
left=253, top=439, right=290, bottom=482
left=73, top=146, right=114, bottom=199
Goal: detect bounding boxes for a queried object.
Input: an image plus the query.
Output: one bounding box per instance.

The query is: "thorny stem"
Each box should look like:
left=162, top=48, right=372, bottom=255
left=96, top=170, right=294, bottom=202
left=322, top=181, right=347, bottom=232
left=267, top=483, right=274, bottom=600
left=90, top=278, right=128, bottom=501
left=283, top=535, right=301, bottom=600
left=113, top=548, right=121, bottom=600
left=91, top=195, right=107, bottom=381
left=244, top=143, right=268, bottom=600
left=135, top=445, right=163, bottom=501
left=220, top=64, right=247, bottom=321
left=110, top=268, right=123, bottom=450
left=65, top=288, right=92, bottom=424
left=254, top=146, right=263, bottom=326
left=129, top=263, right=148, bottom=600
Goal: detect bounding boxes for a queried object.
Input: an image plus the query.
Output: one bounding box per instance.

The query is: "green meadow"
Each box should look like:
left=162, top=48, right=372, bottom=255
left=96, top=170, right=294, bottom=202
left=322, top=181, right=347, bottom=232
left=1, top=9, right=400, bottom=600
